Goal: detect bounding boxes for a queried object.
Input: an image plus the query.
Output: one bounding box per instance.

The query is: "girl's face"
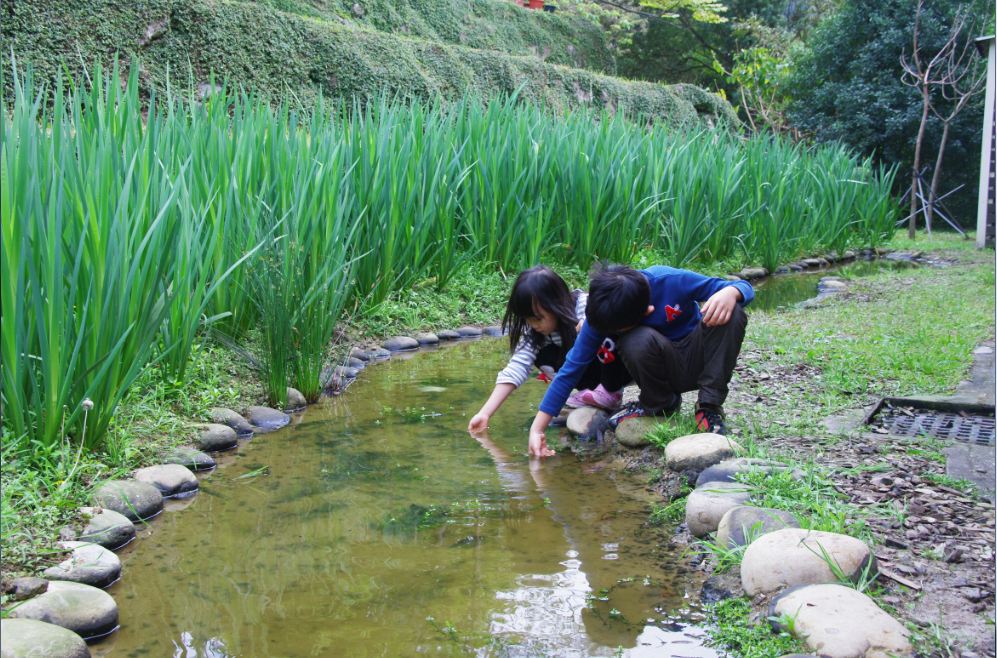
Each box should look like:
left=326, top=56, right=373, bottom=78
left=525, top=304, right=558, bottom=335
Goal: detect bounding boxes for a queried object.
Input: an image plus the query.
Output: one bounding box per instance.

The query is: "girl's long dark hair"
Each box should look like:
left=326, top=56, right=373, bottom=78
left=502, top=266, right=578, bottom=352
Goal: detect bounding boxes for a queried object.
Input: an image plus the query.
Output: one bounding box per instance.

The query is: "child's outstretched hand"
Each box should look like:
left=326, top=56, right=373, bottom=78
left=701, top=287, right=741, bottom=327
left=468, top=412, right=490, bottom=433
left=528, top=429, right=556, bottom=458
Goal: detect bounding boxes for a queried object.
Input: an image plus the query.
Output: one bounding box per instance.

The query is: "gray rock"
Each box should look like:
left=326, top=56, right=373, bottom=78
left=77, top=508, right=135, bottom=550
left=347, top=357, right=366, bottom=369
left=383, top=336, right=419, bottom=351
left=91, top=480, right=163, bottom=522
left=456, top=326, right=483, bottom=338
left=723, top=275, right=742, bottom=282
left=738, top=267, right=768, bottom=280
left=788, top=263, right=805, bottom=272
left=285, top=387, right=307, bottom=411
left=483, top=326, right=504, bottom=337
left=7, top=581, right=118, bottom=640
left=801, top=257, right=830, bottom=268
left=774, top=266, right=791, bottom=274
left=770, top=584, right=912, bottom=657
left=741, top=528, right=875, bottom=595
left=664, top=433, right=742, bottom=474
left=696, top=457, right=796, bottom=487
left=700, top=574, right=738, bottom=604
left=817, top=277, right=848, bottom=293
left=133, top=464, right=198, bottom=498
left=613, top=416, right=659, bottom=448
left=0, top=618, right=90, bottom=658
left=415, top=332, right=440, bottom=345
left=196, top=423, right=238, bottom=451
left=437, top=329, right=461, bottom=341
left=685, top=482, right=752, bottom=537
left=349, top=347, right=370, bottom=361
left=364, top=347, right=391, bottom=360
left=716, top=506, right=799, bottom=548
left=207, top=407, right=254, bottom=437
left=335, top=366, right=360, bottom=380
left=162, top=447, right=216, bottom=472
left=245, top=406, right=290, bottom=431
left=4, top=577, right=48, bottom=600
left=841, top=250, right=857, bottom=260
left=566, top=407, right=609, bottom=439
left=43, top=542, right=121, bottom=589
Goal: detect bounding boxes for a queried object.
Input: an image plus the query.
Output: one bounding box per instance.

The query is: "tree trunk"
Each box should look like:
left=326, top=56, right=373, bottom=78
left=908, top=93, right=930, bottom=239
left=926, top=120, right=951, bottom=234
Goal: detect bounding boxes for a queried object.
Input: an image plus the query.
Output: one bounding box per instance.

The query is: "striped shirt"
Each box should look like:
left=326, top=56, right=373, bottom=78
left=495, top=290, right=587, bottom=388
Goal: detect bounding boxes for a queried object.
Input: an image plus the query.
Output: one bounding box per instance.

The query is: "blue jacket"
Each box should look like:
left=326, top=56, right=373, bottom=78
left=537, top=266, right=754, bottom=417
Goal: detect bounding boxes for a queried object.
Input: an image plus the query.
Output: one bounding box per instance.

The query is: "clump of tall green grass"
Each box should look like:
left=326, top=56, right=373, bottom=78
left=1, top=63, right=898, bottom=465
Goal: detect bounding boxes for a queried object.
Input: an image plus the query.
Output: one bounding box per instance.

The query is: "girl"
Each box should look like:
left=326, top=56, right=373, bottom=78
left=467, top=266, right=629, bottom=433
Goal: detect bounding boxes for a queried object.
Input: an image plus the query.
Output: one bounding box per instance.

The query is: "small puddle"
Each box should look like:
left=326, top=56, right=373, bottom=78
left=93, top=340, right=715, bottom=657
left=751, top=258, right=917, bottom=312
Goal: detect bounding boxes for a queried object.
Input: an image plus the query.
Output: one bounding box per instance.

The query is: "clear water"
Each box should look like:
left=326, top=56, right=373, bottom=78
left=92, top=340, right=716, bottom=657
left=750, top=258, right=915, bottom=312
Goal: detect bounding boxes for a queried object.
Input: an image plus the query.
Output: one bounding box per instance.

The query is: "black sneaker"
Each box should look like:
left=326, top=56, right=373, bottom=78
left=695, top=405, right=727, bottom=435
left=608, top=395, right=680, bottom=430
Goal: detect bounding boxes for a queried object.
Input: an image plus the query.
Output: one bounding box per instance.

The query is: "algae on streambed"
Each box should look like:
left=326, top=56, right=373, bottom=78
left=92, top=339, right=715, bottom=658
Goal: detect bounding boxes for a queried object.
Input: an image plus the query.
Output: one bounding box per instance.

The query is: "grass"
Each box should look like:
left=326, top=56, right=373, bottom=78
left=705, top=598, right=807, bottom=657
left=644, top=413, right=703, bottom=449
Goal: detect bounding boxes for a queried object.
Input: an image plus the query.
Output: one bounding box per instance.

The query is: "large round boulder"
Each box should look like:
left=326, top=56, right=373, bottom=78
left=456, top=326, right=483, bottom=338
left=741, top=528, right=875, bottom=595
left=770, top=584, right=912, bottom=657
left=685, top=482, right=752, bottom=537
left=437, top=330, right=461, bottom=341
left=77, top=507, right=135, bottom=550
left=133, top=464, right=198, bottom=498
left=415, top=332, right=440, bottom=345
left=91, top=480, right=163, bottom=522
left=566, top=407, right=609, bottom=439
left=383, top=336, right=419, bottom=352
left=207, top=407, right=254, bottom=437
left=7, top=581, right=118, bottom=640
left=715, top=506, right=799, bottom=548
left=665, top=433, right=741, bottom=474
left=195, top=423, right=238, bottom=452
left=43, top=542, right=121, bottom=589
left=245, top=406, right=290, bottom=432
left=0, top=618, right=91, bottom=658
left=285, top=387, right=307, bottom=411
left=162, top=447, right=216, bottom=472
left=613, top=417, right=659, bottom=448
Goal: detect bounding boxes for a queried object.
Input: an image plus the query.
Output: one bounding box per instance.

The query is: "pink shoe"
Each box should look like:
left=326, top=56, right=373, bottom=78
left=577, top=385, right=623, bottom=411
left=565, top=390, right=588, bottom=408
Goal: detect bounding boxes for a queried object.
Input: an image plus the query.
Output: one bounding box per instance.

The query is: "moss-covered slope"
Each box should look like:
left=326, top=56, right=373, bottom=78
left=1, top=0, right=735, bottom=125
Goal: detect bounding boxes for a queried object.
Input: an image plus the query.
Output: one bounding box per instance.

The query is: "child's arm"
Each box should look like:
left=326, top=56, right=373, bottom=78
left=700, top=286, right=743, bottom=326
left=528, top=411, right=556, bottom=457
left=468, top=383, right=516, bottom=433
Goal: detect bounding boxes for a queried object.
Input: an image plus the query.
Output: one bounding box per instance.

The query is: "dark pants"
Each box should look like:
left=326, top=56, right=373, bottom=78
left=616, top=305, right=747, bottom=412
left=536, top=343, right=631, bottom=392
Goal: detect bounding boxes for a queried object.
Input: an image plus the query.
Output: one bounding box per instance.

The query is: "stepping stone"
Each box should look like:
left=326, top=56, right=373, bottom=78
left=349, top=347, right=370, bottom=361
left=665, top=433, right=741, bottom=474
left=741, top=528, right=875, bottom=595
left=285, top=387, right=307, bottom=411
left=817, top=277, right=848, bottom=293
left=716, top=506, right=799, bottom=548
left=195, top=423, right=238, bottom=452
left=335, top=365, right=360, bottom=380
left=788, top=263, right=805, bottom=272
left=774, top=266, right=791, bottom=274
left=347, top=357, right=366, bottom=370
left=383, top=336, right=419, bottom=352
left=685, top=482, right=752, bottom=537
left=483, top=326, right=504, bottom=337
left=437, top=330, right=461, bottom=341
left=245, top=406, right=290, bottom=432
left=7, top=580, right=118, bottom=640
left=770, top=584, right=912, bottom=658
left=696, top=457, right=796, bottom=487
left=364, top=347, right=391, bottom=360
left=415, top=332, right=440, bottom=345
left=91, top=480, right=163, bottom=522
left=162, top=447, right=216, bottom=472
left=4, top=576, right=48, bottom=600
left=207, top=407, right=254, bottom=437
left=613, top=416, right=659, bottom=448
left=738, top=267, right=768, bottom=280
left=43, top=542, right=121, bottom=589
left=456, top=326, right=482, bottom=338
left=133, top=464, right=198, bottom=498
left=566, top=407, right=609, bottom=439
left=0, top=618, right=90, bottom=658
left=77, top=507, right=135, bottom=550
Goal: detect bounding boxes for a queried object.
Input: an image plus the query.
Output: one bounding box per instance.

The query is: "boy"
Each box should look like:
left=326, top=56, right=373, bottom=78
left=527, top=264, right=752, bottom=457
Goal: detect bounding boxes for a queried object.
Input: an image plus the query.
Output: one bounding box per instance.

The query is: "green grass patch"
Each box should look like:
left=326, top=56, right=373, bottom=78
left=706, top=598, right=806, bottom=657
left=645, top=414, right=702, bottom=450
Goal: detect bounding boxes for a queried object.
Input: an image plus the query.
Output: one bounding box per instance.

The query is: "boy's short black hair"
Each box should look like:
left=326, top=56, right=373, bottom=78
left=586, top=264, right=650, bottom=334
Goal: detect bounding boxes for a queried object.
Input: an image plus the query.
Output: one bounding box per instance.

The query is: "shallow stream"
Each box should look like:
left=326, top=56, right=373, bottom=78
left=93, top=340, right=715, bottom=658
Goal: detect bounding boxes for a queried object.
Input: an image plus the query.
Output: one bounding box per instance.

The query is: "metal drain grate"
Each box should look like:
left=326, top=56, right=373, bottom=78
left=877, top=407, right=996, bottom=446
